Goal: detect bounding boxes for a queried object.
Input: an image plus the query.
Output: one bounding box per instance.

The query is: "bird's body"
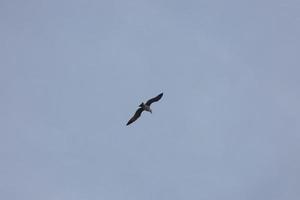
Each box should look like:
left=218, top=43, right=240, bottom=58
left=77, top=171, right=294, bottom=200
left=139, top=103, right=151, bottom=112
left=126, top=93, right=163, bottom=126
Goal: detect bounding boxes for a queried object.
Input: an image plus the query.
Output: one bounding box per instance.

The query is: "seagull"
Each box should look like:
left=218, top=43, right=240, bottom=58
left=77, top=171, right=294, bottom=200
left=126, top=93, right=163, bottom=126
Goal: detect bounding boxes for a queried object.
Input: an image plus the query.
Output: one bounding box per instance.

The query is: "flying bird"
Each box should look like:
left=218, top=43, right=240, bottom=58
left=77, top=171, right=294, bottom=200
left=126, top=93, right=163, bottom=126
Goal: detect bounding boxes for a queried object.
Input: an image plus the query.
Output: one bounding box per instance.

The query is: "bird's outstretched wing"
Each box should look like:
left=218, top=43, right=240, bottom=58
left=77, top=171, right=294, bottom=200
left=145, top=93, right=163, bottom=106
left=126, top=107, right=144, bottom=126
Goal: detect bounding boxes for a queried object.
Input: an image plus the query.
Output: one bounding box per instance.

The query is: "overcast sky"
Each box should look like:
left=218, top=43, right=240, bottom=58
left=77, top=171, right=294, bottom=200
left=1, top=0, right=300, bottom=199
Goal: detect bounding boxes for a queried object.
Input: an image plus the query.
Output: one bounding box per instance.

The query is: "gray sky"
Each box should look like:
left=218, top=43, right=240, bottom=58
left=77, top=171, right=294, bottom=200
left=1, top=0, right=300, bottom=199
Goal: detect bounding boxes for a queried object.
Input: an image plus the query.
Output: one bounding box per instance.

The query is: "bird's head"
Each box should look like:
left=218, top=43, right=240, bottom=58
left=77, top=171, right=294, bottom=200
left=139, top=102, right=144, bottom=107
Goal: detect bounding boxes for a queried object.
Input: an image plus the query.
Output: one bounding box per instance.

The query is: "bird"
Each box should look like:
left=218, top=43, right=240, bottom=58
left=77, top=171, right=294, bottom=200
left=126, top=93, right=163, bottom=126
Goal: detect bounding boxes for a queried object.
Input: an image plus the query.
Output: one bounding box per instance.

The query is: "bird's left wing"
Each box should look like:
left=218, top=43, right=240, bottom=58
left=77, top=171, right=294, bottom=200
left=126, top=107, right=144, bottom=126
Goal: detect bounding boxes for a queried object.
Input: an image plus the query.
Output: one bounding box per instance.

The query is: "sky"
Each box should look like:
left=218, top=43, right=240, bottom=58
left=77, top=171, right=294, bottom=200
left=1, top=0, right=300, bottom=199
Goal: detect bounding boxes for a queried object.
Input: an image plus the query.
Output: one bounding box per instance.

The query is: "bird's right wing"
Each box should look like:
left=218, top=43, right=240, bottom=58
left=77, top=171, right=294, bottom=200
left=126, top=107, right=144, bottom=126
left=145, top=93, right=163, bottom=106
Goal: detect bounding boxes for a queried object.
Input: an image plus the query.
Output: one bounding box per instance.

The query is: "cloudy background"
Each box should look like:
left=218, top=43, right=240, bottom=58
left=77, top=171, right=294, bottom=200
left=1, top=0, right=300, bottom=199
